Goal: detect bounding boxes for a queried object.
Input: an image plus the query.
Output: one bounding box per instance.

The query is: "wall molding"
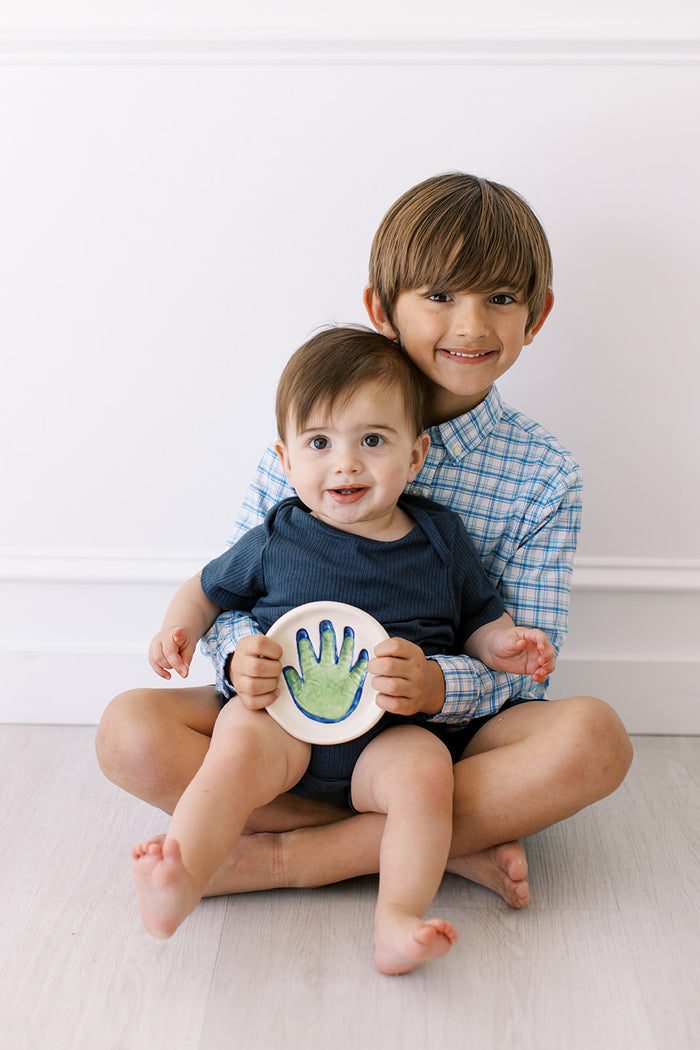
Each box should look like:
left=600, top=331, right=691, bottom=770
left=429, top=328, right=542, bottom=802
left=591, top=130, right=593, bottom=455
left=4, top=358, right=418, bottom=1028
left=2, top=551, right=700, bottom=591
left=572, top=557, right=700, bottom=593
left=1, top=35, right=699, bottom=66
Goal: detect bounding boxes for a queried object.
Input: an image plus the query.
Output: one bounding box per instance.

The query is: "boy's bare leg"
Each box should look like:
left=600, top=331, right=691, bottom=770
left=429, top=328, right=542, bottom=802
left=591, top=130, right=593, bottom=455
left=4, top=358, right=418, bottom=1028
left=350, top=726, right=457, bottom=974
left=98, top=691, right=632, bottom=902
left=96, top=686, right=347, bottom=828
left=206, top=695, right=632, bottom=901
left=130, top=698, right=310, bottom=938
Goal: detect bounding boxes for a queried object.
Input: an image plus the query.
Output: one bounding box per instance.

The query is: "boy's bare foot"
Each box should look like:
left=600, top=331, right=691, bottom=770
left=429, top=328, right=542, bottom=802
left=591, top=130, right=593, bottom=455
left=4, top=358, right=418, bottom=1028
left=131, top=834, right=201, bottom=938
left=374, top=912, right=458, bottom=976
left=446, top=840, right=530, bottom=908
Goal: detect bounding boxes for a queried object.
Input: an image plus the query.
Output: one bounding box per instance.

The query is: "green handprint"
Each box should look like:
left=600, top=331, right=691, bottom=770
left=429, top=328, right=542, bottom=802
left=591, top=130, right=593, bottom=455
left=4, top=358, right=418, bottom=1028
left=283, top=620, right=369, bottom=724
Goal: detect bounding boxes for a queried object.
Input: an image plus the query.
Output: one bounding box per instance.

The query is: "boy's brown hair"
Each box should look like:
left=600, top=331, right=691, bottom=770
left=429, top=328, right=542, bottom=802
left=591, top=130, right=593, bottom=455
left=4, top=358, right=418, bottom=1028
left=276, top=326, right=426, bottom=441
left=369, top=172, right=553, bottom=332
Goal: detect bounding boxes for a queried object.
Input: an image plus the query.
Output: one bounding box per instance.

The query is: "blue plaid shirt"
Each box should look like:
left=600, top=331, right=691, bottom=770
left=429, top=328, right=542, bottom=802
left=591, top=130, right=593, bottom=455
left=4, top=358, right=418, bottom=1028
left=201, top=386, right=582, bottom=723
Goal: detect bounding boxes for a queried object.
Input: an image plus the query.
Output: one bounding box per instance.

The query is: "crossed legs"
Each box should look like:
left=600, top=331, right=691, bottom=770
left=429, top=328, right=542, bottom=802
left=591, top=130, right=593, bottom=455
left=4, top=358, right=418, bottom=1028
left=97, top=688, right=633, bottom=910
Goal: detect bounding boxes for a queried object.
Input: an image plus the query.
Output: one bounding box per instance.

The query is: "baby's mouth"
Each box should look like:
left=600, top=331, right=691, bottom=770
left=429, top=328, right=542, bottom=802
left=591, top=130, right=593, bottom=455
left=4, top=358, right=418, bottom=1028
left=328, top=486, right=367, bottom=503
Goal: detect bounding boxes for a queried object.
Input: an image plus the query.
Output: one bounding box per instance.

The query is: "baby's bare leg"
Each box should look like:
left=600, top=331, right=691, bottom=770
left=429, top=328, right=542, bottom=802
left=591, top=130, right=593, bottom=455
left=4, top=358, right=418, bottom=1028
left=131, top=699, right=310, bottom=938
left=351, top=726, right=457, bottom=975
left=214, top=695, right=631, bottom=902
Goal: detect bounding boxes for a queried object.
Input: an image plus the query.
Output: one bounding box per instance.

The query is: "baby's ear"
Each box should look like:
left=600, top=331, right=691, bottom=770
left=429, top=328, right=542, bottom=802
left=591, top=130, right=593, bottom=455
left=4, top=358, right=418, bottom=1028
left=409, top=432, right=431, bottom=480
left=363, top=284, right=399, bottom=340
left=274, top=439, right=292, bottom=478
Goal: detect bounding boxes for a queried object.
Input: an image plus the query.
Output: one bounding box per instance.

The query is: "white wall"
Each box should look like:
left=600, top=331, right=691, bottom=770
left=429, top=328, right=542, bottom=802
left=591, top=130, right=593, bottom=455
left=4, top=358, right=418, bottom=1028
left=1, top=4, right=699, bottom=729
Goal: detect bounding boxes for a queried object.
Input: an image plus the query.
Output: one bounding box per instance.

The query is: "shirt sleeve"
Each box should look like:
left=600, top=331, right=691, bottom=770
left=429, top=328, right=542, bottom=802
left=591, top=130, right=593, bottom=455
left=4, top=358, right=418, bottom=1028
left=198, top=444, right=294, bottom=696
left=449, top=519, right=506, bottom=644
left=427, top=465, right=582, bottom=724
left=200, top=526, right=268, bottom=612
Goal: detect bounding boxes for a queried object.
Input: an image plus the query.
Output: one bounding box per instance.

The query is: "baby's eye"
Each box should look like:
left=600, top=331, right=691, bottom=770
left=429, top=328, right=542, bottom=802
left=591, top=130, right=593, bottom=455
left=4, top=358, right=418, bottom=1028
left=362, top=433, right=384, bottom=448
left=310, top=436, right=330, bottom=450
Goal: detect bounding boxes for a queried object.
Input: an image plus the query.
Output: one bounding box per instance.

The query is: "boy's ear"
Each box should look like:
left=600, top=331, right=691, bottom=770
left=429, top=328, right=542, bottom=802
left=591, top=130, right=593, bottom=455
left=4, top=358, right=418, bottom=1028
left=363, top=284, right=399, bottom=340
left=524, top=289, right=555, bottom=345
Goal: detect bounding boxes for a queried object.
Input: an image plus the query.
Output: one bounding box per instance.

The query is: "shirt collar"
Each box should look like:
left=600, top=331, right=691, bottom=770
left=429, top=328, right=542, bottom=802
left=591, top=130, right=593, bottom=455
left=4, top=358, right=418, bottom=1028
left=428, top=386, right=503, bottom=463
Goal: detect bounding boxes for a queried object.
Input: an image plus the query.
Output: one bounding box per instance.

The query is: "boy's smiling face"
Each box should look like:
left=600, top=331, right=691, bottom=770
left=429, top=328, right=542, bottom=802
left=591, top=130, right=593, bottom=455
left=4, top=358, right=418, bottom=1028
left=367, top=285, right=553, bottom=425
left=275, top=380, right=429, bottom=542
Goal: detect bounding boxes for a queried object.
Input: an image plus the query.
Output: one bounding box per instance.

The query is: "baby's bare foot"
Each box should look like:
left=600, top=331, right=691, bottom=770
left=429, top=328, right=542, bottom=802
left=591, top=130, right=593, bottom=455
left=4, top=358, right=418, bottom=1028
left=131, top=835, right=201, bottom=939
left=374, top=912, right=458, bottom=975
left=446, top=841, right=530, bottom=908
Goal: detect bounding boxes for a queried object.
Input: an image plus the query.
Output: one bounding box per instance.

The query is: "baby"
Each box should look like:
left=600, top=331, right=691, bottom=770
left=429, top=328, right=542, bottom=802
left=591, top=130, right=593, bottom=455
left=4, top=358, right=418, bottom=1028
left=133, top=327, right=555, bottom=973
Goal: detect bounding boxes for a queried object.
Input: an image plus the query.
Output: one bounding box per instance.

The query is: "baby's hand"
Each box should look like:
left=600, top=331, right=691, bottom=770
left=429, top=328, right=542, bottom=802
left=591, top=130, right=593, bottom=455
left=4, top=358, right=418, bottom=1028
left=368, top=637, right=444, bottom=717
left=229, top=634, right=283, bottom=710
left=148, top=626, right=198, bottom=680
left=489, top=627, right=556, bottom=682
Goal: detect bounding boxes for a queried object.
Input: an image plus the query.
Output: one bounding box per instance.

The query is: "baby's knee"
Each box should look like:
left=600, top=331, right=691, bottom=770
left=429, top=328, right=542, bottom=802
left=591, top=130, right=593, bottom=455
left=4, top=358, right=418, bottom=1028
left=409, top=746, right=455, bottom=808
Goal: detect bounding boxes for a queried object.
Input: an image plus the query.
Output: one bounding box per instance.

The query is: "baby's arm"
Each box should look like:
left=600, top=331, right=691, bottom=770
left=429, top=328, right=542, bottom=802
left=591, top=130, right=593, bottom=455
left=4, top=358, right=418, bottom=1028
left=200, top=445, right=294, bottom=695
left=149, top=574, right=222, bottom=680
left=463, top=612, right=556, bottom=683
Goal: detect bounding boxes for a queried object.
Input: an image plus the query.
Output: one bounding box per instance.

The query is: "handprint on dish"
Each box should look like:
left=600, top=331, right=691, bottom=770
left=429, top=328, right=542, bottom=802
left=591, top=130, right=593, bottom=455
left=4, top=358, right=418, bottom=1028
left=283, top=620, right=369, bottom=723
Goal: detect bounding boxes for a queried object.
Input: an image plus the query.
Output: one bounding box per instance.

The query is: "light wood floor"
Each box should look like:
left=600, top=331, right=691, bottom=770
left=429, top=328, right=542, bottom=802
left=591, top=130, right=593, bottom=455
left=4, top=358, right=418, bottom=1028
left=0, top=727, right=697, bottom=1050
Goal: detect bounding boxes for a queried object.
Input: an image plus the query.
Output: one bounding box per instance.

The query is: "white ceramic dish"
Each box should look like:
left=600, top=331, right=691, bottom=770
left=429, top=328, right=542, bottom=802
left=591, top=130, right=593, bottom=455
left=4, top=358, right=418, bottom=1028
left=266, top=601, right=388, bottom=744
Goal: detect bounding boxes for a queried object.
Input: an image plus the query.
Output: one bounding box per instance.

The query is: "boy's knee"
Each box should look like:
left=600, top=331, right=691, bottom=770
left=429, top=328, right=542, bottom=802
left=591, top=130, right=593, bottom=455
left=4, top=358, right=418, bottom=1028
left=94, top=688, right=159, bottom=782
left=565, top=695, right=633, bottom=791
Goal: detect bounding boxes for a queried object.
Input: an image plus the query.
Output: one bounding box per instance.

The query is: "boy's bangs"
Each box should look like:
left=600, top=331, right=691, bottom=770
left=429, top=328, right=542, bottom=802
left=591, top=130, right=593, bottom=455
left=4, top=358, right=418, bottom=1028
left=404, top=200, right=541, bottom=303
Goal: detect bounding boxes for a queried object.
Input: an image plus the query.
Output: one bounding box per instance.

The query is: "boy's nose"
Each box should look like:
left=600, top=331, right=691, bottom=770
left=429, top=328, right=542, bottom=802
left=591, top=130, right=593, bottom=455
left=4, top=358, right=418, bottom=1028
left=454, top=299, right=489, bottom=341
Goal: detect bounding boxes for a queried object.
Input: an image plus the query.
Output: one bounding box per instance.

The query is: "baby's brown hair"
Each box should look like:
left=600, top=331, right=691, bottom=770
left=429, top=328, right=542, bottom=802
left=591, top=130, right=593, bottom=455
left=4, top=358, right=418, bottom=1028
left=276, top=326, right=426, bottom=441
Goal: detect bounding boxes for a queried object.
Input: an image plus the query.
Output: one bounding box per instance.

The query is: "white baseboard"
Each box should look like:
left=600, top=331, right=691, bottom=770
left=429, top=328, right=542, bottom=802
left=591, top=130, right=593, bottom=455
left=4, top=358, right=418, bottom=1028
left=549, top=658, right=700, bottom=735
left=2, top=647, right=696, bottom=732
left=0, top=647, right=215, bottom=725
left=0, top=553, right=698, bottom=731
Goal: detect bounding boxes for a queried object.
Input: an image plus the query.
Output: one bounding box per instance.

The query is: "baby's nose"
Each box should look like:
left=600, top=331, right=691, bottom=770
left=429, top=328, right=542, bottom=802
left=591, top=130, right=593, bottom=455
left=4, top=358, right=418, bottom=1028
left=333, top=446, right=362, bottom=473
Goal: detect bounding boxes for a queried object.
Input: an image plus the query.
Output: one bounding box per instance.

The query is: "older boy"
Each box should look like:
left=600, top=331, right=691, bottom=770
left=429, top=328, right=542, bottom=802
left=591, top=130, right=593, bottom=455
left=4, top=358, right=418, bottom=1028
left=132, top=328, right=555, bottom=973
left=98, top=173, right=632, bottom=908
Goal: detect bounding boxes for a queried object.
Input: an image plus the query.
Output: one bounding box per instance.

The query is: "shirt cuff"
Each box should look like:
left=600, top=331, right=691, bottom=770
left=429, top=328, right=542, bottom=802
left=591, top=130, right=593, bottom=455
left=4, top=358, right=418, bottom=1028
left=426, top=654, right=546, bottom=724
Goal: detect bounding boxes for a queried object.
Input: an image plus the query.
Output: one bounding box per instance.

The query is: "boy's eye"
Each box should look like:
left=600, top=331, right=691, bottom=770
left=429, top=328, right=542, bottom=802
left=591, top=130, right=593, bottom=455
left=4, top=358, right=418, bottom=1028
left=489, top=292, right=516, bottom=305
left=362, top=433, right=384, bottom=448
left=426, top=291, right=452, bottom=303
left=310, top=436, right=330, bottom=450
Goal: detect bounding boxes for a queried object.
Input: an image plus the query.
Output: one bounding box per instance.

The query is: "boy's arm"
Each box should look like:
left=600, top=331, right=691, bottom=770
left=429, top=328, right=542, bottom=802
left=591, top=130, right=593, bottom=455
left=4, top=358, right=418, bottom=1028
left=149, top=574, right=221, bottom=680
left=427, top=476, right=581, bottom=724
left=199, top=445, right=294, bottom=696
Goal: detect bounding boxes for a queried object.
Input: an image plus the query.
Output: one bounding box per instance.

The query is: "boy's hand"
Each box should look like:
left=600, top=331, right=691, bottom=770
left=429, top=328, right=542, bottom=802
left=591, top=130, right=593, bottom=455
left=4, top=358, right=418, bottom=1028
left=368, top=637, right=445, bottom=717
left=229, top=634, right=283, bottom=710
left=148, top=627, right=198, bottom=681
left=488, top=627, right=556, bottom=682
